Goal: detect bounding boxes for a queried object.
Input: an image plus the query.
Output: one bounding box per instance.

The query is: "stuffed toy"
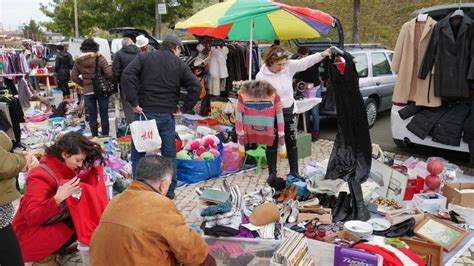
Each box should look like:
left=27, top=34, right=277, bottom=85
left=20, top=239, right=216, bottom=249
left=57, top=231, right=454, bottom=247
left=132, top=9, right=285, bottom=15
left=177, top=150, right=193, bottom=160
left=200, top=152, right=215, bottom=160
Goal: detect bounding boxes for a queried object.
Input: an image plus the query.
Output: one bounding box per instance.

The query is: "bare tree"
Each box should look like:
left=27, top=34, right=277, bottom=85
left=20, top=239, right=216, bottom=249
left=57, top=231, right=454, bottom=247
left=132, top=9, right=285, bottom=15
left=352, top=0, right=361, bottom=43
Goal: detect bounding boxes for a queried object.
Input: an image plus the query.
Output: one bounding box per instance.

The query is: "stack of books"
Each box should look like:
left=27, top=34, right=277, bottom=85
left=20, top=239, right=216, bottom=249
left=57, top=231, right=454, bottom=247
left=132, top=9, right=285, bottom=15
left=273, top=231, right=315, bottom=266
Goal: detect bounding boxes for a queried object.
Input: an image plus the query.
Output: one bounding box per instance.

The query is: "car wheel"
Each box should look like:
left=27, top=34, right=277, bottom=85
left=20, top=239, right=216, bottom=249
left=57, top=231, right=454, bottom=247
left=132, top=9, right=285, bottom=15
left=365, top=98, right=378, bottom=128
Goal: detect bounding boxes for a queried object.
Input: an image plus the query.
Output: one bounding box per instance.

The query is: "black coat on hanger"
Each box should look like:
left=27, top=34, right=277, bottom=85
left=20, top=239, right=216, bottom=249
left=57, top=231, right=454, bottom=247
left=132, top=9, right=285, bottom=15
left=418, top=12, right=474, bottom=99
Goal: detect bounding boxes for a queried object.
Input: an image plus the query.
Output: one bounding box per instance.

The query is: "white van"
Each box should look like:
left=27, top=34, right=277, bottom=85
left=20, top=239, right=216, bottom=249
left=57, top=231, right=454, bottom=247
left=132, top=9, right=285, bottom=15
left=67, top=37, right=112, bottom=63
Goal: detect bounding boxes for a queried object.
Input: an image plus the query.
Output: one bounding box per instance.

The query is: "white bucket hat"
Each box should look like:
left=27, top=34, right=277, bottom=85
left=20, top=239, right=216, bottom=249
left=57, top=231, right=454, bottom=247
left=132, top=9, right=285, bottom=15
left=136, top=35, right=149, bottom=48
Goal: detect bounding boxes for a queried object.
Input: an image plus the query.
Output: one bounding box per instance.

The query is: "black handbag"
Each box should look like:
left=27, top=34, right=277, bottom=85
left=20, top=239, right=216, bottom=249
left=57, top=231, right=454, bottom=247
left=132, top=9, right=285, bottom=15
left=92, top=56, right=116, bottom=97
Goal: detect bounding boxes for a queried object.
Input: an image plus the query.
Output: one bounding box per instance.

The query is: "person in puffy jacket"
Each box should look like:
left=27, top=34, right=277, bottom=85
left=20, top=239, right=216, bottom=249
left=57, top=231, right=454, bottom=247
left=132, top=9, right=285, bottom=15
left=71, top=38, right=113, bottom=137
left=112, top=38, right=140, bottom=124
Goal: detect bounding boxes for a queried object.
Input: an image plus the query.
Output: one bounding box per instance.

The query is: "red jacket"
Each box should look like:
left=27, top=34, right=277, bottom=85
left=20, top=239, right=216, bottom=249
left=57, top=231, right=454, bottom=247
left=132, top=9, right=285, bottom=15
left=13, top=156, right=106, bottom=262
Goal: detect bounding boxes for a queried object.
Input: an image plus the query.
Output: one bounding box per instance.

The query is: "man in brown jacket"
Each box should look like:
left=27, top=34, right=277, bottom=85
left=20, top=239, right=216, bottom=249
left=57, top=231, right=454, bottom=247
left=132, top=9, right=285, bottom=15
left=90, top=155, right=209, bottom=265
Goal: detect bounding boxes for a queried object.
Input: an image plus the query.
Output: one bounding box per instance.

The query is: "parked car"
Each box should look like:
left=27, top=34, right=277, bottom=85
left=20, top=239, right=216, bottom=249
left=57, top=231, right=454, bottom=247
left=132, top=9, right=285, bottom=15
left=391, top=3, right=474, bottom=152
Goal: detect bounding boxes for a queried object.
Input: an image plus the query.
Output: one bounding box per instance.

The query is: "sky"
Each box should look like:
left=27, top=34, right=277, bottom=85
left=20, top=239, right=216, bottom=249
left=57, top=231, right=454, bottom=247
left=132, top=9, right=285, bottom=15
left=0, top=0, right=53, bottom=30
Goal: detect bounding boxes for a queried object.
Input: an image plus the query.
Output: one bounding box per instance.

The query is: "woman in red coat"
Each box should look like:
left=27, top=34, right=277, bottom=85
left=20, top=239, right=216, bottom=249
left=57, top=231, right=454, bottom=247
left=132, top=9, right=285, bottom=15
left=13, top=132, right=104, bottom=264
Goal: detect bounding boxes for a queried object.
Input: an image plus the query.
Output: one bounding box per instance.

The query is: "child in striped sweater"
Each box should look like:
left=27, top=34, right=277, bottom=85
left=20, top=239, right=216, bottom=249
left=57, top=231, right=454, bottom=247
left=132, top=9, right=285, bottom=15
left=235, top=80, right=286, bottom=159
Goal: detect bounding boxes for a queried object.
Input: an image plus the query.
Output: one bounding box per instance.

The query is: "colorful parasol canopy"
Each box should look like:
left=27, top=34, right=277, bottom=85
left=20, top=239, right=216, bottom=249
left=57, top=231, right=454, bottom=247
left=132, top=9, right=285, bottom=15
left=175, top=0, right=334, bottom=41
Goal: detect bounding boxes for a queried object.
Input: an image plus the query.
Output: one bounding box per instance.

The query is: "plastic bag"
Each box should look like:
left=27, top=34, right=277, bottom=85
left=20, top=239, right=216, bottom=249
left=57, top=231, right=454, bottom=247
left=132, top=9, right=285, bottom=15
left=130, top=113, right=161, bottom=152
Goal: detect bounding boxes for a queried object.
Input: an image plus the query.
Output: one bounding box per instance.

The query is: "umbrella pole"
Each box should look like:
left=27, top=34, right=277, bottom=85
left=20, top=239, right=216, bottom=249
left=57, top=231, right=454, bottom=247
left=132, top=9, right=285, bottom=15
left=248, top=17, right=254, bottom=80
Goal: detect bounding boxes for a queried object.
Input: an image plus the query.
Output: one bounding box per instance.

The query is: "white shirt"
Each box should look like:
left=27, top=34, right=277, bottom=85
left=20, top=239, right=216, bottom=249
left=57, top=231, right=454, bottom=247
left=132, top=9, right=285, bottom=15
left=256, top=53, right=324, bottom=109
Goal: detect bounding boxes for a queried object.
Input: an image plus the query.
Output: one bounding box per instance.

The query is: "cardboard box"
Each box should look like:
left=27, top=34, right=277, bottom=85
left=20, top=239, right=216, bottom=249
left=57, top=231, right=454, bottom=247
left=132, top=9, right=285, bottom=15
left=385, top=208, right=425, bottom=225
left=413, top=193, right=447, bottom=212
left=443, top=183, right=474, bottom=208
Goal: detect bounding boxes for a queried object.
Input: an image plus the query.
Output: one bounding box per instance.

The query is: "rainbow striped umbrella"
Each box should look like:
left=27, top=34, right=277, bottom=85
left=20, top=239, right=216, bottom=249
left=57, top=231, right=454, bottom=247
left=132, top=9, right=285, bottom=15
left=176, top=0, right=334, bottom=41
left=175, top=0, right=334, bottom=79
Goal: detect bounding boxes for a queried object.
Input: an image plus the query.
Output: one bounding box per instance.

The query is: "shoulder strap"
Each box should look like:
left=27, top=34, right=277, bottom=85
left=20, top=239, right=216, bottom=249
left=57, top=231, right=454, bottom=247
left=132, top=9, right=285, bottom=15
left=95, top=56, right=99, bottom=75
left=38, top=164, right=59, bottom=187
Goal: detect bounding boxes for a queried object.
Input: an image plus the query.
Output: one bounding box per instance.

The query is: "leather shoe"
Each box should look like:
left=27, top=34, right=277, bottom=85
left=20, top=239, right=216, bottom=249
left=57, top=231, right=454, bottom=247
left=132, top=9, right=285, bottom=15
left=276, top=187, right=289, bottom=203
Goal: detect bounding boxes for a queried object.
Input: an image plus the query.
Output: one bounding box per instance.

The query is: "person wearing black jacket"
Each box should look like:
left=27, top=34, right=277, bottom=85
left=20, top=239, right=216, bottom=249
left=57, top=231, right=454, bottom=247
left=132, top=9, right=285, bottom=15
left=54, top=45, right=74, bottom=99
left=121, top=34, right=200, bottom=199
left=112, top=38, right=140, bottom=124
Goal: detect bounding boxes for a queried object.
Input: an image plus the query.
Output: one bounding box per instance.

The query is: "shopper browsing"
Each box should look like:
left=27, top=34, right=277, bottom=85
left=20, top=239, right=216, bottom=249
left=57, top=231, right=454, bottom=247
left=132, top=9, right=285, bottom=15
left=90, top=155, right=211, bottom=266
left=256, top=46, right=331, bottom=189
left=71, top=38, right=113, bottom=137
left=112, top=37, right=140, bottom=124
left=13, top=132, right=106, bottom=265
left=54, top=44, right=74, bottom=99
left=121, top=34, right=201, bottom=199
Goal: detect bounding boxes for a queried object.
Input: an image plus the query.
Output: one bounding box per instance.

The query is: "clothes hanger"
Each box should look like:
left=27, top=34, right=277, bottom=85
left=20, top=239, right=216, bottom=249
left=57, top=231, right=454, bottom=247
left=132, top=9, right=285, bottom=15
left=417, top=13, right=428, bottom=22
left=451, top=3, right=464, bottom=18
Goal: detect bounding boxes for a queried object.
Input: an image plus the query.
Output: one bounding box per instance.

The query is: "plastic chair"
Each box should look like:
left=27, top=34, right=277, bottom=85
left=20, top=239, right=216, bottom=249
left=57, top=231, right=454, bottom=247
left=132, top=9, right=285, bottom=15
left=243, top=144, right=267, bottom=174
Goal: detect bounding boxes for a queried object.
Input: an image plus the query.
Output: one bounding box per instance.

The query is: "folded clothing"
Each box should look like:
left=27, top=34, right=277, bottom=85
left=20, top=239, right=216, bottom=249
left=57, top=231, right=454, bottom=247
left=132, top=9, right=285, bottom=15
left=307, top=179, right=345, bottom=195
left=200, top=201, right=232, bottom=217
left=202, top=207, right=242, bottom=230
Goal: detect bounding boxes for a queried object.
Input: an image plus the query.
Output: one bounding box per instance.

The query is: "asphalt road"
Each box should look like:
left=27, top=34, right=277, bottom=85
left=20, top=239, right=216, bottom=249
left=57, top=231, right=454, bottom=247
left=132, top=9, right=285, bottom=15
left=318, top=111, right=473, bottom=169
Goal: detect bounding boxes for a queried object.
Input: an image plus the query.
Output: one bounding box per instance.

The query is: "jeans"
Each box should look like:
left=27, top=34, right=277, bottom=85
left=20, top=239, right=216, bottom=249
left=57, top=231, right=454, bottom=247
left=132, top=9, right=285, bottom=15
left=306, top=105, right=320, bottom=132
left=305, top=88, right=322, bottom=132
left=84, top=94, right=109, bottom=136
left=131, top=112, right=177, bottom=195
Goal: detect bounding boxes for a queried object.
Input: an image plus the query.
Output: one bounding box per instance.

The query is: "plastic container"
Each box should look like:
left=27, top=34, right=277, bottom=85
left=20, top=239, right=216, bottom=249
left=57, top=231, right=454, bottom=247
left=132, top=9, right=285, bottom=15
left=77, top=242, right=90, bottom=266
left=204, top=236, right=282, bottom=265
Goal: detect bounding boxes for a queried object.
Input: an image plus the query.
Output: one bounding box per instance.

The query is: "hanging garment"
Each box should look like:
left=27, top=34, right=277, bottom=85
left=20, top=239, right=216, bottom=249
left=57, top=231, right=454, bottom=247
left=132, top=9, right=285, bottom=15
left=65, top=166, right=108, bottom=245
left=235, top=93, right=286, bottom=158
left=464, top=99, right=474, bottom=165
left=208, top=46, right=229, bottom=96
left=392, top=17, right=440, bottom=107
left=0, top=97, right=24, bottom=144
left=324, top=53, right=372, bottom=183
left=407, top=102, right=470, bottom=146
left=17, top=78, right=33, bottom=108
left=418, top=13, right=474, bottom=98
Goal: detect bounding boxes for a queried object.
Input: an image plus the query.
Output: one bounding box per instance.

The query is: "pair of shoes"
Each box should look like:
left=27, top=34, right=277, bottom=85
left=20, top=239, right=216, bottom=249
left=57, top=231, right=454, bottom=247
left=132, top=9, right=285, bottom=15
left=276, top=185, right=298, bottom=203
left=311, top=131, right=320, bottom=142
left=260, top=184, right=275, bottom=202
left=280, top=199, right=299, bottom=223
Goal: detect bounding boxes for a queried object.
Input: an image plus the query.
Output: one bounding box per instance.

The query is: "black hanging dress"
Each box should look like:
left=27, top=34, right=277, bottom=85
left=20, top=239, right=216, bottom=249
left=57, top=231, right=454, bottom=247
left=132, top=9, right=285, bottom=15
left=324, top=53, right=372, bottom=183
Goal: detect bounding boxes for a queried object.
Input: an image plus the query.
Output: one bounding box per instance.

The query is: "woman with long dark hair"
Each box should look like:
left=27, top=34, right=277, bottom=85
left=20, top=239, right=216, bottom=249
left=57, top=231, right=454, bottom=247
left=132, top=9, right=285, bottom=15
left=13, top=132, right=105, bottom=265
